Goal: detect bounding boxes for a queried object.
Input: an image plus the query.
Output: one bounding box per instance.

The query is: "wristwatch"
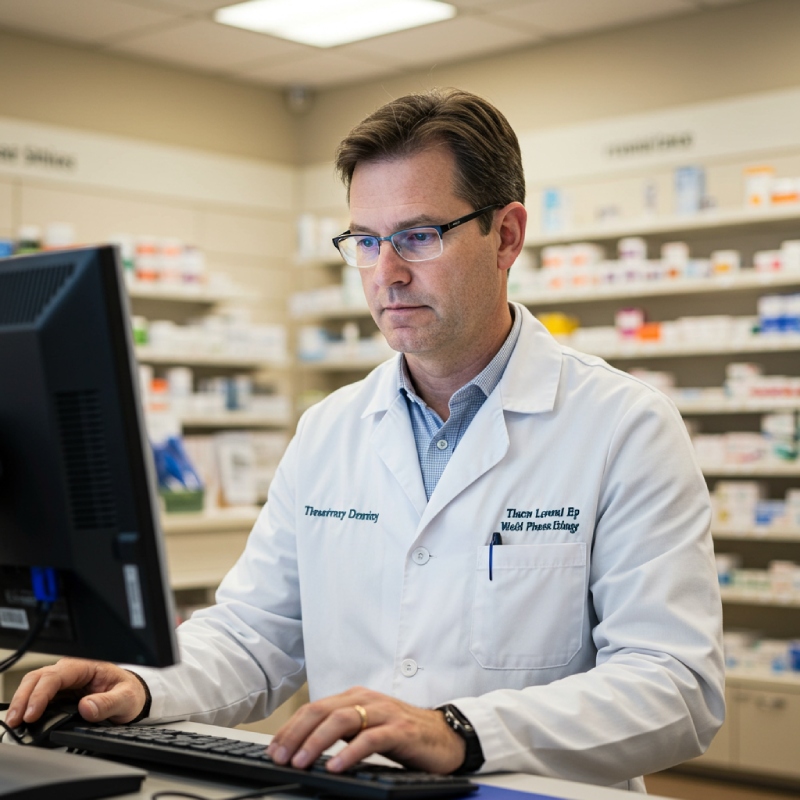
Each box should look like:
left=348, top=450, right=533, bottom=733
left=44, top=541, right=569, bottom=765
left=436, top=704, right=485, bottom=774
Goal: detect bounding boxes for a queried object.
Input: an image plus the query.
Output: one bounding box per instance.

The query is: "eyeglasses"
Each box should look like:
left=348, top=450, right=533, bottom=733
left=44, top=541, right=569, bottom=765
left=332, top=204, right=503, bottom=269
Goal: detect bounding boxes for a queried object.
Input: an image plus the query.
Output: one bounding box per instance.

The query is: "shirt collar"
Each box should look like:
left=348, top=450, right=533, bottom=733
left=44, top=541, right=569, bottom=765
left=362, top=303, right=563, bottom=418
left=397, top=303, right=522, bottom=409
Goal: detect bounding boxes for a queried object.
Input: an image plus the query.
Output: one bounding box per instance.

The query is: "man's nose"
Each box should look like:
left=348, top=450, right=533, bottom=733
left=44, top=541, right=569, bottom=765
left=371, top=240, right=411, bottom=286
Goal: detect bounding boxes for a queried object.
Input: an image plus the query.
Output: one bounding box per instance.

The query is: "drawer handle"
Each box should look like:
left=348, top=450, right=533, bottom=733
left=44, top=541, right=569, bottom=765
left=755, top=696, right=787, bottom=711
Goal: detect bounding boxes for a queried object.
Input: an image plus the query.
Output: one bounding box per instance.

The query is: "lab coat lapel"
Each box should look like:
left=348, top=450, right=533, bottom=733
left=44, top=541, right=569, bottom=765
left=370, top=393, right=428, bottom=518
left=416, top=305, right=562, bottom=531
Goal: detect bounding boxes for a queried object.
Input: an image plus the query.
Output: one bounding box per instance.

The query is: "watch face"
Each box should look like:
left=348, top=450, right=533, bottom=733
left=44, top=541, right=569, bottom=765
left=442, top=705, right=472, bottom=734
left=438, top=705, right=484, bottom=775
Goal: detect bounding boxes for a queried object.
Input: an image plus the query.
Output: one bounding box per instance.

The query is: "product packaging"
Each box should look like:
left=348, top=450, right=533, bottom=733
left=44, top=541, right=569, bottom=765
left=674, top=166, right=705, bottom=215
left=661, top=241, right=689, bottom=279
left=744, top=165, right=775, bottom=208
left=711, top=250, right=741, bottom=276
left=16, top=224, right=41, bottom=254
left=771, top=177, right=800, bottom=205
left=541, top=187, right=569, bottom=234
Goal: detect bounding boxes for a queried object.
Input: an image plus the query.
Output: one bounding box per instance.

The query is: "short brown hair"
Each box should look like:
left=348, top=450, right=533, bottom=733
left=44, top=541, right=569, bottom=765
left=335, top=88, right=525, bottom=234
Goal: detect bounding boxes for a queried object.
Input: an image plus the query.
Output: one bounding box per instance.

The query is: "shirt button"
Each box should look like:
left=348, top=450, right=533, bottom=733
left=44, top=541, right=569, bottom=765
left=436, top=439, right=448, bottom=450
left=401, top=659, right=418, bottom=677
left=412, top=547, right=430, bottom=565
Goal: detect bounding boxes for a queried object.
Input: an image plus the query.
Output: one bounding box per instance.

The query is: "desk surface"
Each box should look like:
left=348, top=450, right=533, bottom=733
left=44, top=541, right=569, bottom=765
left=2, top=717, right=666, bottom=800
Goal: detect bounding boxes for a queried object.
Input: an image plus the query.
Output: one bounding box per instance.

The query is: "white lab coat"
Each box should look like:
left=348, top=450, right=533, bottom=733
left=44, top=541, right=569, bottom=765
left=138, top=304, right=725, bottom=792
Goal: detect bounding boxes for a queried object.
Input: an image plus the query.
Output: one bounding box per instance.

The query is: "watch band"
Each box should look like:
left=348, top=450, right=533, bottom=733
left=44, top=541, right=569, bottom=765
left=125, top=670, right=152, bottom=724
left=436, top=703, right=485, bottom=775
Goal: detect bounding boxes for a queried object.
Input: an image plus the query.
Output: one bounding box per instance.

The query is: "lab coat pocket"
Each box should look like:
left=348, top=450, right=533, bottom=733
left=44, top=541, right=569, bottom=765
left=470, top=542, right=586, bottom=670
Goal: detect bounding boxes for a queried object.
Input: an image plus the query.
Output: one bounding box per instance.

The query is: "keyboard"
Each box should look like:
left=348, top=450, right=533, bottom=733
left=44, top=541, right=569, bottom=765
left=50, top=724, right=480, bottom=800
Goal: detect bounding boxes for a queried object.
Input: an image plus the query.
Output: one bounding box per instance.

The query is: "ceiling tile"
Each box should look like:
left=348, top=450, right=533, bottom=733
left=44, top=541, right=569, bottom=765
left=491, top=0, right=696, bottom=37
left=345, top=15, right=538, bottom=67
left=107, top=18, right=310, bottom=71
left=0, top=0, right=178, bottom=42
left=233, top=51, right=402, bottom=89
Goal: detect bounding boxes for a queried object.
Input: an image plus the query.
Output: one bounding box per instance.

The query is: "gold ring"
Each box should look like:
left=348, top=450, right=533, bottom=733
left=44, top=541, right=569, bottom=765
left=353, top=704, right=368, bottom=731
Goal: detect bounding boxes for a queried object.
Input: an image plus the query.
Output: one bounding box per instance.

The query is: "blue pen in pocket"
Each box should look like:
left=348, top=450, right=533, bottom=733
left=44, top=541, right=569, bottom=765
left=489, top=532, right=502, bottom=581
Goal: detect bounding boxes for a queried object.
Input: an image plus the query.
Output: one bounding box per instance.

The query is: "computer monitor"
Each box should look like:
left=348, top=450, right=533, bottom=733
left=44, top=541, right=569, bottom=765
left=0, top=245, right=178, bottom=667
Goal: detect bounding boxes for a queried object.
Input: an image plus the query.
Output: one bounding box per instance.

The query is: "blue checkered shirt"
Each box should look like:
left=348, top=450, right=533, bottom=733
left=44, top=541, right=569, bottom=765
left=399, top=305, right=522, bottom=500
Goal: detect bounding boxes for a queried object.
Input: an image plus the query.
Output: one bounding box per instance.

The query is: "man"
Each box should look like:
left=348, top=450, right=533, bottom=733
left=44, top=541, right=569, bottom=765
left=8, top=89, right=724, bottom=791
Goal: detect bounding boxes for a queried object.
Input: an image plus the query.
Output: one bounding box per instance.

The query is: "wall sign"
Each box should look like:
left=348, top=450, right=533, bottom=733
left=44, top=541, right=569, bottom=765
left=519, top=85, right=800, bottom=184
left=0, top=116, right=294, bottom=212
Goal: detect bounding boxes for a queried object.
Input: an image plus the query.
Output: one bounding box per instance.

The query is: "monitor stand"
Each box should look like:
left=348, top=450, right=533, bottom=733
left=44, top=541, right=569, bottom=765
left=0, top=745, right=145, bottom=799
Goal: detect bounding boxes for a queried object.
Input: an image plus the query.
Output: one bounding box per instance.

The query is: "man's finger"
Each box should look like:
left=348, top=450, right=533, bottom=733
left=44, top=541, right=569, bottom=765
left=290, top=704, right=378, bottom=768
left=11, top=667, right=75, bottom=724
left=79, top=679, right=145, bottom=723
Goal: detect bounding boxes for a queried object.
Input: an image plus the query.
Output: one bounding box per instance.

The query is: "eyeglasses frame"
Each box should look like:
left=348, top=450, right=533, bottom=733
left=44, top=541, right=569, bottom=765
left=331, top=203, right=504, bottom=268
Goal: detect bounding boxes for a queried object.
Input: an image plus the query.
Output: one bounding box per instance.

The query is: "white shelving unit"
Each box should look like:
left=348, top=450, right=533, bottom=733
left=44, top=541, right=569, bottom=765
left=160, top=507, right=261, bottom=536
left=713, top=528, right=800, bottom=543
left=127, top=281, right=250, bottom=304
left=576, top=335, right=800, bottom=361
left=176, top=411, right=291, bottom=429
left=131, top=278, right=285, bottom=636
left=675, top=398, right=800, bottom=415
left=135, top=346, right=287, bottom=370
left=293, top=205, right=800, bottom=783
left=720, top=588, right=800, bottom=608
left=701, top=463, right=800, bottom=477
left=524, top=204, right=800, bottom=246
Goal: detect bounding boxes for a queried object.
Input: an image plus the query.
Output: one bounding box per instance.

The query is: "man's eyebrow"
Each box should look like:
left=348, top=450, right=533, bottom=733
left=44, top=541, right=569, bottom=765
left=348, top=215, right=440, bottom=234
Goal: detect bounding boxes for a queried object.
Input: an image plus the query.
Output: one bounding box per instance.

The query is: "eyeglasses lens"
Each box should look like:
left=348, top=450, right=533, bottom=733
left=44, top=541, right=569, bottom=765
left=392, top=229, right=442, bottom=262
left=339, top=228, right=443, bottom=268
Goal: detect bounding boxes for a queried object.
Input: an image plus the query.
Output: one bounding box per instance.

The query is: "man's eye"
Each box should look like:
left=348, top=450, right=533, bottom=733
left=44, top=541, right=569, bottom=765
left=357, top=237, right=377, bottom=249
left=397, top=230, right=433, bottom=245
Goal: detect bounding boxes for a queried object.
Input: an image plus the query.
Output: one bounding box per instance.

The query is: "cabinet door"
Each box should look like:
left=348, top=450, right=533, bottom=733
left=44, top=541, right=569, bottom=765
left=735, top=688, right=800, bottom=779
left=692, top=687, right=734, bottom=767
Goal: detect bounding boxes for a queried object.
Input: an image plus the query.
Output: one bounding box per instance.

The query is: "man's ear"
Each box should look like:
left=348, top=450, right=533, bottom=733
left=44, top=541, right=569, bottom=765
left=495, top=203, right=527, bottom=273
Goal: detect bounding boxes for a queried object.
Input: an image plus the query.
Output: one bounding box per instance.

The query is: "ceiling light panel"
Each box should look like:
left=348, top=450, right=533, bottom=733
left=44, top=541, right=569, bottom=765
left=214, top=0, right=457, bottom=47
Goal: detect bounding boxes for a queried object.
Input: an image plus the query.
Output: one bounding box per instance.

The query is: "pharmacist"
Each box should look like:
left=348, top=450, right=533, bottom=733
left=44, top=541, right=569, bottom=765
left=9, top=89, right=725, bottom=792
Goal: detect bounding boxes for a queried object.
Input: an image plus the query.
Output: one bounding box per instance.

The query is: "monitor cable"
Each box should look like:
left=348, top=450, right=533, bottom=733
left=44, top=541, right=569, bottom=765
left=0, top=567, right=58, bottom=674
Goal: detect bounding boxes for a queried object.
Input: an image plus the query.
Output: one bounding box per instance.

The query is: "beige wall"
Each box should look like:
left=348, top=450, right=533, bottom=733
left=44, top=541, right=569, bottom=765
left=5, top=0, right=800, bottom=169
left=0, top=28, right=298, bottom=164
left=298, top=0, right=800, bottom=165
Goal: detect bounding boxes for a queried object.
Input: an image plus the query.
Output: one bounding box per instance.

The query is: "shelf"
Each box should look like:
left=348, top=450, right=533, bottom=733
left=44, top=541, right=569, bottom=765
left=292, top=272, right=800, bottom=322
left=525, top=205, right=800, bottom=247
left=712, top=528, right=800, bottom=543
left=725, top=669, right=800, bottom=689
left=292, top=257, right=343, bottom=270
left=164, top=527, right=250, bottom=591
left=295, top=336, right=800, bottom=370
left=720, top=587, right=800, bottom=607
left=178, top=411, right=291, bottom=429
left=169, top=568, right=232, bottom=591
left=581, top=335, right=800, bottom=361
left=296, top=354, right=390, bottom=371
left=701, top=462, right=800, bottom=477
left=511, top=270, right=800, bottom=308
left=292, top=304, right=372, bottom=322
left=135, top=346, right=287, bottom=369
left=675, top=397, right=800, bottom=415
left=127, top=282, right=247, bottom=304
left=161, top=507, right=260, bottom=535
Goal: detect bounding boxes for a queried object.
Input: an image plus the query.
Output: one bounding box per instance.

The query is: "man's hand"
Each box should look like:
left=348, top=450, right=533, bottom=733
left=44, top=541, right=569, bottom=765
left=266, top=687, right=467, bottom=775
left=5, top=658, right=147, bottom=728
